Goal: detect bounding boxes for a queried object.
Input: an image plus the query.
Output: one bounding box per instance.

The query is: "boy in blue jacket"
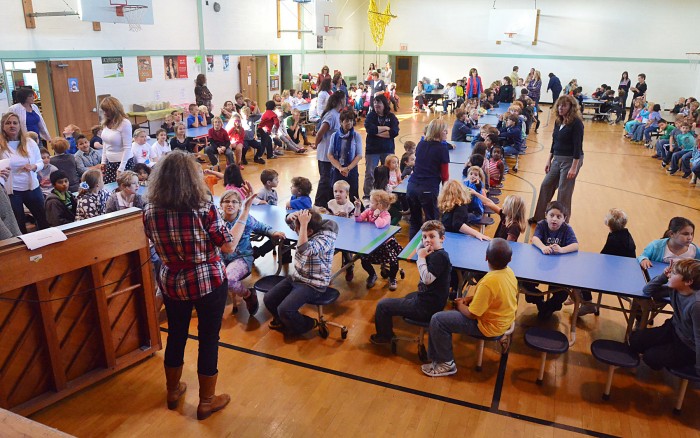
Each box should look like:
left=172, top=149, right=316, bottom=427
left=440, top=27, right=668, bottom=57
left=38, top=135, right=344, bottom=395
left=498, top=114, right=524, bottom=156
left=286, top=176, right=313, bottom=210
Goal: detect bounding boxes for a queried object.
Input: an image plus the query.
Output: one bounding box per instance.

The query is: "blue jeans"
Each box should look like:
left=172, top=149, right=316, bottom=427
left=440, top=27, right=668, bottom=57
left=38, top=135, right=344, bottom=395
left=503, top=145, right=520, bottom=156
left=363, top=153, right=389, bottom=197
left=263, top=277, right=321, bottom=335
left=631, top=123, right=645, bottom=141
left=407, top=184, right=439, bottom=238
left=681, top=152, right=697, bottom=172
left=656, top=139, right=669, bottom=158
left=427, top=310, right=485, bottom=363
left=9, top=186, right=49, bottom=233
left=163, top=279, right=227, bottom=376
left=374, top=292, right=432, bottom=340
left=643, top=125, right=658, bottom=142
left=331, top=166, right=359, bottom=201
left=693, top=161, right=700, bottom=177
left=669, top=150, right=692, bottom=173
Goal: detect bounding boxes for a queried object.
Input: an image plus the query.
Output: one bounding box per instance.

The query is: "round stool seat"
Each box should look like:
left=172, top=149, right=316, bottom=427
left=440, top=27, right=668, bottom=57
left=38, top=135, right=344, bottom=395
left=524, top=327, right=569, bottom=354
left=403, top=317, right=429, bottom=328
left=473, top=216, right=495, bottom=226
left=668, top=366, right=700, bottom=382
left=469, top=330, right=503, bottom=341
left=591, top=340, right=639, bottom=368
left=253, top=275, right=286, bottom=293
left=308, top=287, right=340, bottom=306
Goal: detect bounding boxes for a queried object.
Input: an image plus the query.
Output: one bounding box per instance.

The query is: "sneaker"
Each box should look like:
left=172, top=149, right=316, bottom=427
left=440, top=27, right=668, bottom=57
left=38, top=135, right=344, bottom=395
left=650, top=154, right=659, bottom=159
left=345, top=267, right=354, bottom=282
left=269, top=318, right=284, bottom=331
left=668, top=169, right=677, bottom=175
left=243, top=289, right=260, bottom=315
left=369, top=334, right=392, bottom=345
left=691, top=176, right=697, bottom=184
left=682, top=171, right=691, bottom=179
left=388, top=279, right=398, bottom=291
left=421, top=360, right=457, bottom=377
left=274, top=150, right=284, bottom=156
left=254, top=157, right=266, bottom=164
left=661, top=161, right=667, bottom=168
left=267, top=155, right=277, bottom=160
left=577, top=303, right=597, bottom=317
left=366, top=273, right=378, bottom=288
left=527, top=217, right=538, bottom=225
left=241, top=158, right=249, bottom=165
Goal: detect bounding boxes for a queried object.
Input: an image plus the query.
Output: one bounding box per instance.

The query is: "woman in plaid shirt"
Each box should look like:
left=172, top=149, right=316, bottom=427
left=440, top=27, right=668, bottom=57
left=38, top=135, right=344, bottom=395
left=143, top=150, right=254, bottom=420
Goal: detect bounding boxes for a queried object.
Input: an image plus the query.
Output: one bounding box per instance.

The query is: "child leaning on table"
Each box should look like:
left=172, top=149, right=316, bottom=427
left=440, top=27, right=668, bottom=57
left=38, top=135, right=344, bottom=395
left=638, top=217, right=699, bottom=270
left=525, top=201, right=579, bottom=320
left=629, top=259, right=700, bottom=376
left=370, top=220, right=451, bottom=345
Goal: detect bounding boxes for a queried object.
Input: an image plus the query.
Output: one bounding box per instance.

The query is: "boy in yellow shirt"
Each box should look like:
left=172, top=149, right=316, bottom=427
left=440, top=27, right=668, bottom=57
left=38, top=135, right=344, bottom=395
left=422, top=238, right=518, bottom=377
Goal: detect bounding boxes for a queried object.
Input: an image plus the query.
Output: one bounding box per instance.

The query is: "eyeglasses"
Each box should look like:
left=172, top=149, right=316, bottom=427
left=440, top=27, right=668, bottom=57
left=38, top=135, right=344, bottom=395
left=221, top=200, right=241, bottom=205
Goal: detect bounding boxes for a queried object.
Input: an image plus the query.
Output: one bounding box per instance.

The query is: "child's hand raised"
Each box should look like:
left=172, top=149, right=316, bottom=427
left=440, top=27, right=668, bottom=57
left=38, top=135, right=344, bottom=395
left=663, top=260, right=674, bottom=277
left=353, top=197, right=362, bottom=214
left=297, top=210, right=311, bottom=226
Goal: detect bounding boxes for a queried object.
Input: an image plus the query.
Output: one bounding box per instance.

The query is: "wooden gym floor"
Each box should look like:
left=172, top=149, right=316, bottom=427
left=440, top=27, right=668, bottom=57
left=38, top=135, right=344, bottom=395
left=30, top=100, right=700, bottom=437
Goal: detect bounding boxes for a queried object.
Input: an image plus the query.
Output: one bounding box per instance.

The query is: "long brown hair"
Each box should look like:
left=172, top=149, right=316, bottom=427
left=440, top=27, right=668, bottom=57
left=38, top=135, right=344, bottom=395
left=554, top=95, right=583, bottom=126
left=100, top=96, right=127, bottom=129
left=148, top=150, right=210, bottom=210
left=0, top=112, right=29, bottom=157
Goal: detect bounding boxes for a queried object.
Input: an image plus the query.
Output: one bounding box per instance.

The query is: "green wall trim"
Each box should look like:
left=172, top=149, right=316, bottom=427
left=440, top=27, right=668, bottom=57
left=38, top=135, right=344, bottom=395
left=197, top=0, right=205, bottom=66
left=0, top=49, right=690, bottom=64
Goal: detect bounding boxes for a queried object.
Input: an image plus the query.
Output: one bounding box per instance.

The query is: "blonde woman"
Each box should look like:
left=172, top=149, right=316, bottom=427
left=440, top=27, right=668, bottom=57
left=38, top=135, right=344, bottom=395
left=0, top=112, right=48, bottom=232
left=100, top=96, right=134, bottom=184
left=406, top=118, right=450, bottom=237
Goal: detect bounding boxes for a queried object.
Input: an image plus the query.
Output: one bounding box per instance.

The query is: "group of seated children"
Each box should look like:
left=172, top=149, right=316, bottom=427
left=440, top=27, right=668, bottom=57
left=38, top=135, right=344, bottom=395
left=648, top=112, right=700, bottom=184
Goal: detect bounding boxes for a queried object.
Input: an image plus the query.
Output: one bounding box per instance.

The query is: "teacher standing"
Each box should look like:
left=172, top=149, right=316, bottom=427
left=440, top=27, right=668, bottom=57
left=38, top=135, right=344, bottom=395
left=313, top=91, right=345, bottom=207
left=363, top=94, right=399, bottom=197
left=407, top=119, right=450, bottom=238
left=194, top=74, right=213, bottom=114
left=8, top=88, right=51, bottom=144
left=143, top=151, right=252, bottom=420
left=529, top=95, right=584, bottom=224
left=100, top=97, right=133, bottom=184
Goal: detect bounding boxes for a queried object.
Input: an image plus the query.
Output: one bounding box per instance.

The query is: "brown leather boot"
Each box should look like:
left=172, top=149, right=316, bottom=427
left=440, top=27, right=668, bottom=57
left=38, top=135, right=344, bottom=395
left=197, top=373, right=230, bottom=420
left=164, top=365, right=187, bottom=410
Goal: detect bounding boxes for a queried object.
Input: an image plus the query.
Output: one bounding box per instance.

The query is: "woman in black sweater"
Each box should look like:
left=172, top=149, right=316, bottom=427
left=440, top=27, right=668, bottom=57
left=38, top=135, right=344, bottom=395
left=529, top=95, right=584, bottom=223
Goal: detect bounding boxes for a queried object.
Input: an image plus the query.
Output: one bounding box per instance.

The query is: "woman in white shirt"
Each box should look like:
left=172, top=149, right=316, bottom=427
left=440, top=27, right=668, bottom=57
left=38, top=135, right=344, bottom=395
left=382, top=62, right=392, bottom=83
left=0, top=112, right=49, bottom=233
left=100, top=97, right=134, bottom=184
left=315, top=78, right=332, bottom=119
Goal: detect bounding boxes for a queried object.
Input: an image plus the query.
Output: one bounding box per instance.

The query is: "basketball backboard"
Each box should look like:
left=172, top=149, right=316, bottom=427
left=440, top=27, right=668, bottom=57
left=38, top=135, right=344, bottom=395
left=315, top=0, right=338, bottom=36
left=77, top=0, right=154, bottom=25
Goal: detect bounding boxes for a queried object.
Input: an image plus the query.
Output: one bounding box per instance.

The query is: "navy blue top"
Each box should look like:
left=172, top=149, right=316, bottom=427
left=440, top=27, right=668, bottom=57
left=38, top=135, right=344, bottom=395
left=551, top=119, right=584, bottom=159
left=547, top=75, right=562, bottom=94
left=408, top=139, right=449, bottom=192
left=25, top=110, right=41, bottom=137
left=534, top=220, right=578, bottom=247
left=451, top=119, right=471, bottom=142
left=364, top=110, right=399, bottom=155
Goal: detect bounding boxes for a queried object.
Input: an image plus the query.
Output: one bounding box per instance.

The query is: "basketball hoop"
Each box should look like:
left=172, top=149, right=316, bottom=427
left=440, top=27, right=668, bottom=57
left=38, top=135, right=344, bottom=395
left=114, top=3, right=147, bottom=32
left=504, top=32, right=517, bottom=39
left=686, top=52, right=700, bottom=71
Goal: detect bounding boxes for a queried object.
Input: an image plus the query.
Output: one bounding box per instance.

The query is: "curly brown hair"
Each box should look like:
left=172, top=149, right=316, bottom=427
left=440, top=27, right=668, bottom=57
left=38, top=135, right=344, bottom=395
left=554, top=95, right=583, bottom=126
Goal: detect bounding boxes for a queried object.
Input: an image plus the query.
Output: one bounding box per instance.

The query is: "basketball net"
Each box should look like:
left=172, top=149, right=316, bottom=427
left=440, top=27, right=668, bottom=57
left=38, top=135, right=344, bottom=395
left=368, top=0, right=394, bottom=48
left=686, top=53, right=700, bottom=71
left=116, top=5, right=147, bottom=32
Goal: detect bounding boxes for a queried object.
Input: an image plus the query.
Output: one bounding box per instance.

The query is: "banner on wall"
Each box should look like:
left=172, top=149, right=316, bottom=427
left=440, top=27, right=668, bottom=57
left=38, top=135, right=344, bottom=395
left=102, top=57, right=124, bottom=78
left=222, top=55, right=230, bottom=72
left=164, top=55, right=188, bottom=79
left=206, top=55, right=214, bottom=73
left=269, top=54, right=279, bottom=76
left=270, top=75, right=279, bottom=91
left=137, top=56, right=152, bottom=82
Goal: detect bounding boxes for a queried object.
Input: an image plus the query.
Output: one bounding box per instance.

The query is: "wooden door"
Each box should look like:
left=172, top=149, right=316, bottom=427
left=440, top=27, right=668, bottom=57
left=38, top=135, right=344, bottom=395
left=49, top=60, right=99, bottom=134
left=395, top=56, right=413, bottom=93
left=255, top=56, right=268, bottom=105
left=239, top=56, right=257, bottom=100
left=280, top=55, right=293, bottom=91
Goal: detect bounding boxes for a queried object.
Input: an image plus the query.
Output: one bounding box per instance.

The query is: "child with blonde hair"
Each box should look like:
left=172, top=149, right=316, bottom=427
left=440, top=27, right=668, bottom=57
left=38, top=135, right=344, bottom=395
left=75, top=168, right=109, bottom=221
left=354, top=189, right=404, bottom=290
left=198, top=105, right=210, bottom=125
left=384, top=154, right=402, bottom=192
left=328, top=180, right=356, bottom=281
left=438, top=180, right=490, bottom=241
left=130, top=128, right=155, bottom=166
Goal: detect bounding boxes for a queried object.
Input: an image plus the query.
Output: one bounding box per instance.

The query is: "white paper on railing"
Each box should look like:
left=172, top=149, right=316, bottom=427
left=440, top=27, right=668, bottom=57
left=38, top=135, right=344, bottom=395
left=18, top=227, right=67, bottom=250
left=0, top=158, right=10, bottom=170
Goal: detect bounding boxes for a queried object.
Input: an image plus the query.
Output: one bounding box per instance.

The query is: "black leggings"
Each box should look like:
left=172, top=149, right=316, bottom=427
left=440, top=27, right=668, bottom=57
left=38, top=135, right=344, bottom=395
left=629, top=319, right=696, bottom=371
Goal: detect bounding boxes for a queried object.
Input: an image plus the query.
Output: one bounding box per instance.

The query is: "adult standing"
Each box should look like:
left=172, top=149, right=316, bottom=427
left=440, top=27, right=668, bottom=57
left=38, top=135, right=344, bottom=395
left=509, top=66, right=520, bottom=87
left=618, top=71, right=631, bottom=110
left=143, top=151, right=251, bottom=420
left=318, top=66, right=332, bottom=85
left=465, top=68, right=484, bottom=99
left=8, top=88, right=51, bottom=145
left=194, top=74, right=213, bottom=114
left=406, top=119, right=450, bottom=238
left=528, top=95, right=584, bottom=224
left=315, top=78, right=332, bottom=118
left=382, top=62, right=393, bottom=84
left=366, top=63, right=377, bottom=82
left=527, top=70, right=543, bottom=107
left=313, top=91, right=345, bottom=207
left=332, top=72, right=348, bottom=104
left=366, top=71, right=386, bottom=112
left=0, top=112, right=49, bottom=233
left=363, top=95, right=399, bottom=197
left=627, top=73, right=646, bottom=120
left=100, top=97, right=134, bottom=184
left=546, top=73, right=562, bottom=104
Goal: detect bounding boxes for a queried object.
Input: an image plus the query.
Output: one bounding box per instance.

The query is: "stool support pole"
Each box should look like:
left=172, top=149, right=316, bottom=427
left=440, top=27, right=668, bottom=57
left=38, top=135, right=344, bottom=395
left=674, top=379, right=689, bottom=413
left=537, top=352, right=547, bottom=384
left=603, top=365, right=616, bottom=400
left=476, top=340, right=485, bottom=371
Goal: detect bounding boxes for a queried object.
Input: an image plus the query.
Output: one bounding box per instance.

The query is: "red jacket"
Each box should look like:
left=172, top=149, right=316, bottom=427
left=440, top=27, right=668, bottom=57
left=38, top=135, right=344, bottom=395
left=259, top=110, right=279, bottom=133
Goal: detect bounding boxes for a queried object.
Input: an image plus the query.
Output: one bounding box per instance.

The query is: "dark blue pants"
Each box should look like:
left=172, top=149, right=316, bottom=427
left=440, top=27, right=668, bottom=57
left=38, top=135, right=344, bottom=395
left=330, top=166, right=359, bottom=202
left=407, top=184, right=439, bottom=238
left=10, top=187, right=49, bottom=233
left=263, top=277, right=321, bottom=335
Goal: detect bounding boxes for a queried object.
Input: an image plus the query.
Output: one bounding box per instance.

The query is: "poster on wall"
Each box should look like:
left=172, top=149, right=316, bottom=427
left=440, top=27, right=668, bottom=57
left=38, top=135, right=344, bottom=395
left=137, top=56, right=152, bottom=82
left=222, top=55, right=230, bottom=72
left=270, top=75, right=279, bottom=91
left=206, top=55, right=214, bottom=72
left=164, top=55, right=188, bottom=79
left=269, top=54, right=279, bottom=76
left=102, top=57, right=124, bottom=78
left=316, top=36, right=324, bottom=49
